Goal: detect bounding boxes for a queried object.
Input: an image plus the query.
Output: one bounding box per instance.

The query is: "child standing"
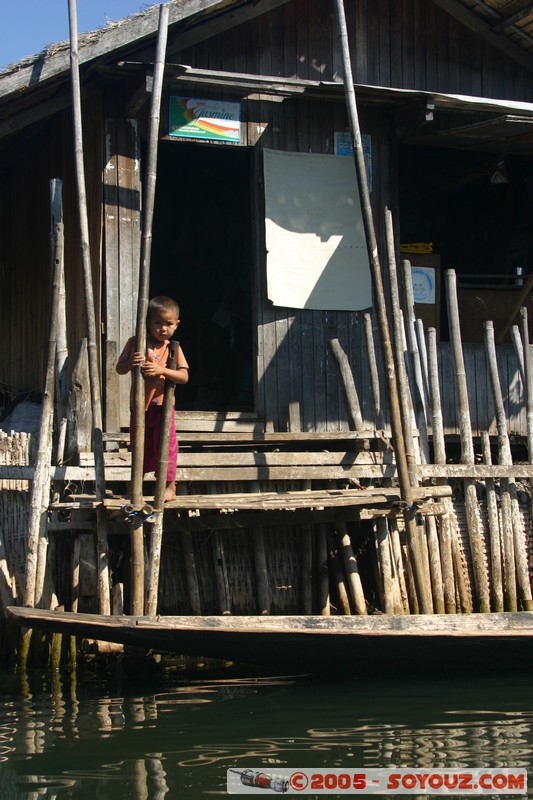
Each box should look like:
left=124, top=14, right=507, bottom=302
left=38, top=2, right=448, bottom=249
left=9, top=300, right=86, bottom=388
left=117, top=296, right=189, bottom=502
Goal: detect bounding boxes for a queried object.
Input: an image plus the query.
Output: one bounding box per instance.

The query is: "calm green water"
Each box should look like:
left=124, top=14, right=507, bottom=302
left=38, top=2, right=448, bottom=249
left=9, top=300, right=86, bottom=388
left=0, top=659, right=532, bottom=798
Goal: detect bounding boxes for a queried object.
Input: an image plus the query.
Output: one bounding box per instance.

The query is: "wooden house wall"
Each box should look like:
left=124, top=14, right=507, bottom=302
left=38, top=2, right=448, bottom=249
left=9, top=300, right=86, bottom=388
left=167, top=0, right=533, bottom=432
left=0, top=96, right=104, bottom=404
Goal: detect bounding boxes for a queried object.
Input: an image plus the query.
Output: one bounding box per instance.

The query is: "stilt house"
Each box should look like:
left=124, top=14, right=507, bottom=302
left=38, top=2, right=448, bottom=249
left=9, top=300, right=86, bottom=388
left=2, top=0, right=533, bottom=625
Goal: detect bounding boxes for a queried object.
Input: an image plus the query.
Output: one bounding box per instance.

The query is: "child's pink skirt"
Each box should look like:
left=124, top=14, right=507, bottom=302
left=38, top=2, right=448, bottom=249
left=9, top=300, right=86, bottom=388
left=130, top=405, right=177, bottom=482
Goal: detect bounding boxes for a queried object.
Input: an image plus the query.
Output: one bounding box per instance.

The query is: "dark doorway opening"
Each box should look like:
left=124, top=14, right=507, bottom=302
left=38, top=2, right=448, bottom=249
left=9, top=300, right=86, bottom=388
left=399, top=144, right=533, bottom=342
left=150, top=140, right=254, bottom=410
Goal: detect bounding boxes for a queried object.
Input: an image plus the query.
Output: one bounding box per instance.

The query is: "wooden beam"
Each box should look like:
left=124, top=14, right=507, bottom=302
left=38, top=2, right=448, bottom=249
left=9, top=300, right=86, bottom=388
left=430, top=0, right=533, bottom=75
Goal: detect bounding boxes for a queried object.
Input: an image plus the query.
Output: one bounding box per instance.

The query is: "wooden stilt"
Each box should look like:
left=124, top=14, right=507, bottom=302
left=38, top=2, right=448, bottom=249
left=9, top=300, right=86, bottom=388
left=484, top=320, right=532, bottom=610
left=374, top=517, right=394, bottom=614
left=446, top=269, right=490, bottom=612
left=427, top=327, right=470, bottom=613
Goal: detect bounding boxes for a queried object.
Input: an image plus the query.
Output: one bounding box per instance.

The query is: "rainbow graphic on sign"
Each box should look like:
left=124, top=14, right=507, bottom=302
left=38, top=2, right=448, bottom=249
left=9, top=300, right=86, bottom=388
left=169, top=97, right=241, bottom=142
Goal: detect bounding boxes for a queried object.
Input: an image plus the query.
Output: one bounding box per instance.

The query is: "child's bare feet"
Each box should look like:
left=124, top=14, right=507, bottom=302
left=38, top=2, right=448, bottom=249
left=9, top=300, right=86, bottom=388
left=164, top=481, right=176, bottom=502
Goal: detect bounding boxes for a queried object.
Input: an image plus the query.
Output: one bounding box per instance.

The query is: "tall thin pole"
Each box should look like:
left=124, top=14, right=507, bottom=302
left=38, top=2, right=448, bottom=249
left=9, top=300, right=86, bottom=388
left=68, top=0, right=110, bottom=615
left=333, top=0, right=432, bottom=613
left=130, top=4, right=169, bottom=616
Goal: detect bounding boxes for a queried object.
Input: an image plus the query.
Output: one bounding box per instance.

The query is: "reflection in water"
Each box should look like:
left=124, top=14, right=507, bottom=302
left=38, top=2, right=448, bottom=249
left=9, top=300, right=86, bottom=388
left=0, top=666, right=531, bottom=797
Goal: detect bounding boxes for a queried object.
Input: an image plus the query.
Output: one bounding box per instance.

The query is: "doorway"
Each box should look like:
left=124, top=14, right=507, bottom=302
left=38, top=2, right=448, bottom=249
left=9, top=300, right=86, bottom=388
left=150, top=141, right=254, bottom=410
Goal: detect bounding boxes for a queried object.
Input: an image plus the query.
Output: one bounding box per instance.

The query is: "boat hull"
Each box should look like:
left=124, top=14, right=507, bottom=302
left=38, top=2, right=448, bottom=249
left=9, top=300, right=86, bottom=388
left=8, top=607, right=533, bottom=675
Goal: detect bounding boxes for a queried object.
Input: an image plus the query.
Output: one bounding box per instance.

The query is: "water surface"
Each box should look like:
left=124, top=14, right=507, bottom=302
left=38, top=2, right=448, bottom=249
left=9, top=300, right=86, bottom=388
left=0, top=659, right=531, bottom=798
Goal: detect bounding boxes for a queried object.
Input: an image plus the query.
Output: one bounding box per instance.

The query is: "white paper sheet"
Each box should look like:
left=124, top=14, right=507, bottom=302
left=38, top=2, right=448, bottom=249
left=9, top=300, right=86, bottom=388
left=264, top=149, right=372, bottom=311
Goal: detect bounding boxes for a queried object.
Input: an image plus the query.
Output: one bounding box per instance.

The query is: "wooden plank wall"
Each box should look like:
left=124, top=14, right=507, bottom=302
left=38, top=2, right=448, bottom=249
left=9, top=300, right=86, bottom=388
left=0, top=97, right=104, bottom=399
left=179, top=0, right=533, bottom=101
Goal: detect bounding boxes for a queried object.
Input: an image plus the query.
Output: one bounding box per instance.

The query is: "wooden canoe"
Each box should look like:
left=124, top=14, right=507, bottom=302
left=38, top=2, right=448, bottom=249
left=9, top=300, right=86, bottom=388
left=8, top=607, right=533, bottom=674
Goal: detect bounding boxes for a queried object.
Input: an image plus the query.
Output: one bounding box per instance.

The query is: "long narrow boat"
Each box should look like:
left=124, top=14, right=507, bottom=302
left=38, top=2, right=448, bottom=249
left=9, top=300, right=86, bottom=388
left=8, top=606, right=533, bottom=674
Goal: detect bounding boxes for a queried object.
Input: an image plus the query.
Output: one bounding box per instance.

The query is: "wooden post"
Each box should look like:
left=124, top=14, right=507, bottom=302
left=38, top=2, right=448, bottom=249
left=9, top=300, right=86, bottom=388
left=333, top=1, right=432, bottom=613
left=130, top=4, right=169, bottom=616
left=484, top=320, right=532, bottom=610
left=68, top=0, right=110, bottom=616
left=480, top=430, right=504, bottom=612
left=145, top=341, right=178, bottom=616
left=446, top=269, right=490, bottom=613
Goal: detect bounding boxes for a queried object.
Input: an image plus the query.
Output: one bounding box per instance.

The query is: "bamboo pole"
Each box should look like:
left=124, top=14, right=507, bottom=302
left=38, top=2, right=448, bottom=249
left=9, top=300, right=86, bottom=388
left=327, top=529, right=351, bottom=614
left=336, top=521, right=367, bottom=614
left=54, top=178, right=69, bottom=467
left=446, top=269, right=490, bottom=612
left=67, top=0, right=110, bottom=616
left=401, top=260, right=430, bottom=463
left=363, top=313, right=385, bottom=430
left=415, top=318, right=431, bottom=423
left=130, top=4, right=169, bottom=616
left=390, top=520, right=410, bottom=613
left=333, top=1, right=432, bottom=613
left=519, top=308, right=533, bottom=494
left=402, top=264, right=444, bottom=613
left=480, top=430, right=504, bottom=611
left=427, top=328, right=460, bottom=614
left=23, top=182, right=63, bottom=610
left=328, top=338, right=363, bottom=430
left=385, top=211, right=433, bottom=612
left=484, top=320, right=532, bottom=610
left=145, top=342, right=178, bottom=616
left=19, top=181, right=64, bottom=665
left=511, top=324, right=526, bottom=387
left=374, top=518, right=395, bottom=614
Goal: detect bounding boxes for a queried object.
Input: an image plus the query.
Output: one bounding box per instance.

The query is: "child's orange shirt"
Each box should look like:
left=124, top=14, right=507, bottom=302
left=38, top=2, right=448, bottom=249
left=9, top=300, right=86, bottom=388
left=118, top=337, right=189, bottom=411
